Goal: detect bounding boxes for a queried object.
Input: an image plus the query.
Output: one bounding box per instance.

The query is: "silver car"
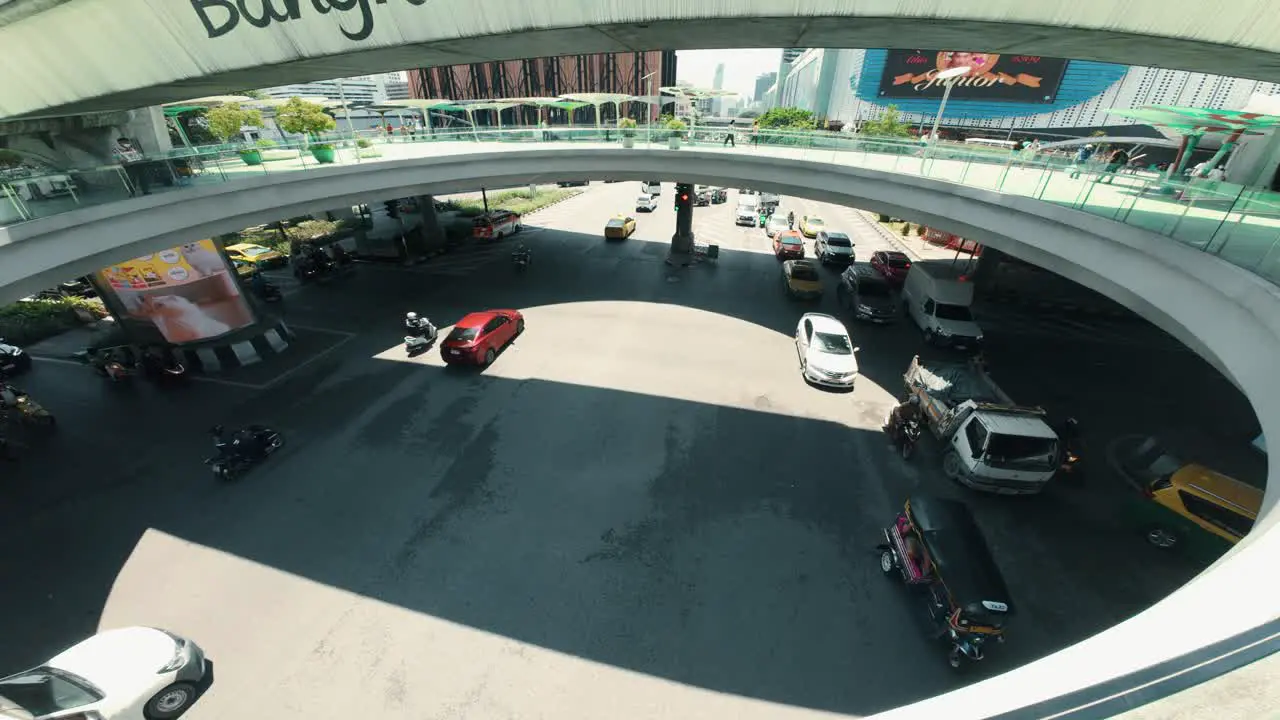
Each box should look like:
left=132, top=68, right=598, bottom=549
left=765, top=214, right=790, bottom=238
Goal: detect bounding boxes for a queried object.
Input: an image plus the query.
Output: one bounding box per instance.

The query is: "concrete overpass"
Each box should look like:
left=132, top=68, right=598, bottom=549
left=4, top=0, right=1280, bottom=120
left=3, top=144, right=1280, bottom=718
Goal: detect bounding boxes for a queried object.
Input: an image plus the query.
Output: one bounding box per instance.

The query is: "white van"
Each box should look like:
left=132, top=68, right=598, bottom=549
left=735, top=195, right=760, bottom=226
left=642, top=181, right=662, bottom=196
left=901, top=267, right=984, bottom=349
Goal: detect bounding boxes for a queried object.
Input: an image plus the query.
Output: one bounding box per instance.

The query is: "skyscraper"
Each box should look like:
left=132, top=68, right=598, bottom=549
left=711, top=62, right=725, bottom=115
left=754, top=72, right=777, bottom=103
left=774, top=48, right=807, bottom=107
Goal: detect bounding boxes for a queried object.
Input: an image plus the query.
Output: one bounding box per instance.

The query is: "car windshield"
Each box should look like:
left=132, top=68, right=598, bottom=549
left=858, top=280, right=891, bottom=297
left=824, top=234, right=851, bottom=247
left=447, top=327, right=480, bottom=343
left=789, top=265, right=820, bottom=281
left=985, top=433, right=1059, bottom=469
left=807, top=218, right=825, bottom=227
left=637, top=196, right=651, bottom=203
left=782, top=235, right=803, bottom=246
left=606, top=219, right=625, bottom=227
left=935, top=303, right=973, bottom=321
left=0, top=668, right=102, bottom=716
left=813, top=332, right=853, bottom=355
left=240, top=246, right=271, bottom=256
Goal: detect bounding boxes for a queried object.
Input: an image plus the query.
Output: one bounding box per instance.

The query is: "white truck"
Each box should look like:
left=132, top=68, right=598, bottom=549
left=904, top=355, right=1060, bottom=495
left=901, top=266, right=984, bottom=350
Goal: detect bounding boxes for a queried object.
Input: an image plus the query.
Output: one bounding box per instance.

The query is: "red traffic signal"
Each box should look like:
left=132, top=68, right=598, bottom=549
left=680, top=194, right=689, bottom=201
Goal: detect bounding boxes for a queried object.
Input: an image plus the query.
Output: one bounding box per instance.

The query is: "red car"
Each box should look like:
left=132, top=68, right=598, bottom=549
left=440, top=309, right=524, bottom=366
left=870, top=250, right=912, bottom=286
left=773, top=230, right=805, bottom=260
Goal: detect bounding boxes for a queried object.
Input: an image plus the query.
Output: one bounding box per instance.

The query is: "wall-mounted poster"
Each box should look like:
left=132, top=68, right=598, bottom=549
left=95, top=240, right=255, bottom=344
left=878, top=50, right=1068, bottom=104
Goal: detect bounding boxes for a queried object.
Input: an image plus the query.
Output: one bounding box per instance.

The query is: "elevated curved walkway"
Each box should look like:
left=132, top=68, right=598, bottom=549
left=4, top=0, right=1280, bottom=119
left=3, top=139, right=1279, bottom=718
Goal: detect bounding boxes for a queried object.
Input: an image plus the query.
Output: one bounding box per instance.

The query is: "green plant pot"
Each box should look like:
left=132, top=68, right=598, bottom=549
left=310, top=146, right=336, bottom=164
left=239, top=150, right=264, bottom=166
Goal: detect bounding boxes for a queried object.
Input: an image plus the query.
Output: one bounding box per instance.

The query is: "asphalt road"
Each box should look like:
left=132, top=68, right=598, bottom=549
left=0, top=182, right=1254, bottom=720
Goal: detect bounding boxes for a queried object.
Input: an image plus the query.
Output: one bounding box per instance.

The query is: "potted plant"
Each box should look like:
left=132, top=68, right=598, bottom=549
left=618, top=118, right=638, bottom=149
left=665, top=119, right=687, bottom=150
left=355, top=137, right=381, bottom=158
left=205, top=103, right=265, bottom=165
left=275, top=97, right=338, bottom=164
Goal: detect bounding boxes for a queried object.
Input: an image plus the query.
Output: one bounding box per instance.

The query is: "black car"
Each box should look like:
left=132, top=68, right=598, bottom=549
left=0, top=339, right=32, bottom=376
left=814, top=231, right=855, bottom=264
left=556, top=180, right=590, bottom=187
left=837, top=264, right=899, bottom=323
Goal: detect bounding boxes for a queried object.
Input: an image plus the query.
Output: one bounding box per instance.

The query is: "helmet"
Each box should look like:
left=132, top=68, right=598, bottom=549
left=1085, top=143, right=1094, bottom=149
left=406, top=312, right=418, bottom=321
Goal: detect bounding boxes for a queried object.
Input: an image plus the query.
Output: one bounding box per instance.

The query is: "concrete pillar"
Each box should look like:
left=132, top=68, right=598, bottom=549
left=1227, top=129, right=1280, bottom=189
left=119, top=106, right=173, bottom=157
left=970, top=246, right=1007, bottom=291
left=669, top=182, right=695, bottom=264
left=416, top=195, right=446, bottom=252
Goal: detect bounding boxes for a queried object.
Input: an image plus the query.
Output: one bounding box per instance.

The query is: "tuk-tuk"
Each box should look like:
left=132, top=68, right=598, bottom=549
left=878, top=494, right=1014, bottom=669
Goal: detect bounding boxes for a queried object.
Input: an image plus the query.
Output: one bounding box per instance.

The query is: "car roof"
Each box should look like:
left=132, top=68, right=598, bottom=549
left=788, top=259, right=818, bottom=270
left=456, top=311, right=501, bottom=328
left=227, top=243, right=266, bottom=251
left=801, top=313, right=846, bottom=334
left=1170, top=464, right=1263, bottom=516
left=878, top=250, right=910, bottom=259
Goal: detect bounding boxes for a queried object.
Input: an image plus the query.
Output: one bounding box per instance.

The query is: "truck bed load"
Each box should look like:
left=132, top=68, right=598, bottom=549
left=907, top=356, right=1013, bottom=407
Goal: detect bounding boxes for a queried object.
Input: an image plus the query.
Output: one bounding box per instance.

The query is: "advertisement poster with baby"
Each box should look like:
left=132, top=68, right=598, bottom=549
left=97, top=240, right=256, bottom=344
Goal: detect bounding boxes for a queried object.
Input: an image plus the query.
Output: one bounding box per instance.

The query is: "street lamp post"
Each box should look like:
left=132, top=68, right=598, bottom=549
left=641, top=71, right=657, bottom=147
left=927, top=66, right=970, bottom=149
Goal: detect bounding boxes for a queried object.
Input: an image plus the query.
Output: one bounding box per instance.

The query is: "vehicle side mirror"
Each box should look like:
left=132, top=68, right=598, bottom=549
left=853, top=347, right=861, bottom=353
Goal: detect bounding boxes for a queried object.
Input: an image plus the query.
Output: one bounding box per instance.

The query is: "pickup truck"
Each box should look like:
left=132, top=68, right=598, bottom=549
left=904, top=355, right=1060, bottom=495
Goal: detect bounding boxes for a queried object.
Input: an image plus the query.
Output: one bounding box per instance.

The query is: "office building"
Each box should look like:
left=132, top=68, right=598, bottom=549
left=780, top=48, right=1280, bottom=136
left=407, top=51, right=677, bottom=124
left=754, top=72, right=777, bottom=103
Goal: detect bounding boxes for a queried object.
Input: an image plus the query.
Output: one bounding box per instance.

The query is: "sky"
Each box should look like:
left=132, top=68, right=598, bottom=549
left=676, top=49, right=783, bottom=99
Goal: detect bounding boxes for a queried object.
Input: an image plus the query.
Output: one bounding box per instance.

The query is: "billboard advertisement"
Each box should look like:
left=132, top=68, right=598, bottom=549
left=95, top=240, right=256, bottom=344
left=878, top=50, right=1068, bottom=104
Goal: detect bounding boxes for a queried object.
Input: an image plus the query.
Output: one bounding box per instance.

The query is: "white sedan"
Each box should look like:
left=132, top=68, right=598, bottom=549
left=636, top=195, right=658, bottom=212
left=0, top=627, right=211, bottom=719
left=795, top=313, right=860, bottom=388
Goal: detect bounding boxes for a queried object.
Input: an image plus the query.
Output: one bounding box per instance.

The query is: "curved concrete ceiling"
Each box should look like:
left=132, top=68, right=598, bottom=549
left=7, top=147, right=1279, bottom=717
left=5, top=0, right=1280, bottom=120
left=3, top=148, right=1279, bottom=715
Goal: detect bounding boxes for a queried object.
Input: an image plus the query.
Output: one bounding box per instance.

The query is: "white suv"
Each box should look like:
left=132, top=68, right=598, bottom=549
left=636, top=195, right=658, bottom=212
left=0, top=627, right=211, bottom=719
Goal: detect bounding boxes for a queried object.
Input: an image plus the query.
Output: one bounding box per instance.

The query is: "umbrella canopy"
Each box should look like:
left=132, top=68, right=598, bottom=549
left=380, top=99, right=459, bottom=110
left=1104, top=106, right=1279, bottom=135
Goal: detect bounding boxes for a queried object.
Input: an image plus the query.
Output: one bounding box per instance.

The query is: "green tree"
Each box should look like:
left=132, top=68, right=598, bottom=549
left=204, top=103, right=264, bottom=144
left=860, top=105, right=912, bottom=138
left=756, top=106, right=816, bottom=130
left=275, top=97, right=337, bottom=140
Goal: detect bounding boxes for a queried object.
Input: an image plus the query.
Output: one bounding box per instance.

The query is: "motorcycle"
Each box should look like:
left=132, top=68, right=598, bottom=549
left=1057, top=418, right=1083, bottom=480
left=205, top=425, right=284, bottom=482
left=1, top=385, right=55, bottom=432
left=404, top=315, right=438, bottom=355
left=75, top=348, right=135, bottom=382
left=512, top=248, right=531, bottom=272
left=294, top=253, right=335, bottom=283
left=140, top=350, right=187, bottom=383
left=252, top=279, right=283, bottom=303
left=896, top=417, right=922, bottom=460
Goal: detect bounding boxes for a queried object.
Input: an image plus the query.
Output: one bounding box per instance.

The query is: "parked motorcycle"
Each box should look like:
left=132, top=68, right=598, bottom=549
left=205, top=424, right=284, bottom=482
left=1057, top=417, right=1083, bottom=479
left=74, top=347, right=136, bottom=382
left=140, top=349, right=187, bottom=384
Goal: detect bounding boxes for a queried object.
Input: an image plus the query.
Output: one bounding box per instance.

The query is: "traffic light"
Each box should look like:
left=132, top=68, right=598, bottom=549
left=674, top=190, right=690, bottom=212
left=384, top=199, right=401, bottom=219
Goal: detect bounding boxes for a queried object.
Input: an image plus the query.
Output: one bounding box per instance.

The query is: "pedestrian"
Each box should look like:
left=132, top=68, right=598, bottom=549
left=112, top=137, right=151, bottom=196
left=539, top=118, right=550, bottom=141
left=751, top=120, right=760, bottom=146
left=723, top=127, right=735, bottom=147
left=1069, top=144, right=1094, bottom=179
left=1097, top=147, right=1129, bottom=184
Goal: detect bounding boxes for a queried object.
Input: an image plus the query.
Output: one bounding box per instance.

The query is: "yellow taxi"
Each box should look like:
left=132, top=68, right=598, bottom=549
left=782, top=259, right=823, bottom=299
left=604, top=215, right=637, bottom=240
left=226, top=242, right=287, bottom=269
left=799, top=215, right=826, bottom=238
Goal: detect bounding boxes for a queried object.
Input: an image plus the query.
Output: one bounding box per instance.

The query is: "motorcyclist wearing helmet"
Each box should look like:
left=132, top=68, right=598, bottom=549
left=886, top=395, right=922, bottom=442
left=404, top=311, right=435, bottom=337
left=787, top=210, right=795, bottom=229
left=211, top=424, right=266, bottom=461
